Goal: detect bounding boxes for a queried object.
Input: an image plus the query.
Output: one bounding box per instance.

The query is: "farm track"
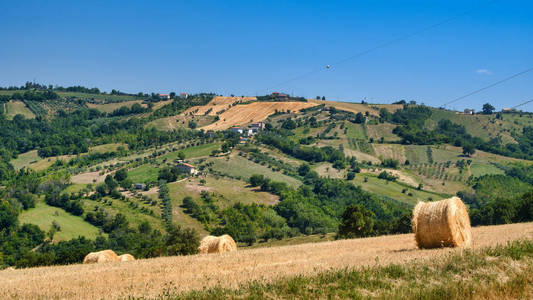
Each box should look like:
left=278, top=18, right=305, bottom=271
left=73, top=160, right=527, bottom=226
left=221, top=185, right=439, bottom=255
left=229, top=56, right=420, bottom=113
left=1, top=222, right=533, bottom=299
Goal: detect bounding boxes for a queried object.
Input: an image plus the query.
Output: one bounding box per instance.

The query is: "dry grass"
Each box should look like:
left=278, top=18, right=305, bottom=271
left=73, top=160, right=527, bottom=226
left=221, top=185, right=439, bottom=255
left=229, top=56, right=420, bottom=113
left=201, top=101, right=317, bottom=130
left=1, top=222, right=532, bottom=299
left=372, top=144, right=407, bottom=164
left=308, top=99, right=379, bottom=116
left=71, top=170, right=113, bottom=184
left=184, top=96, right=256, bottom=116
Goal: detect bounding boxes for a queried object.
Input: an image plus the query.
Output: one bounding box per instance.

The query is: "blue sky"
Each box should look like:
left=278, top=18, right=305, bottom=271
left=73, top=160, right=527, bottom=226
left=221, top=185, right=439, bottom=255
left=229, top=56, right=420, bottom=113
left=1, top=0, right=532, bottom=111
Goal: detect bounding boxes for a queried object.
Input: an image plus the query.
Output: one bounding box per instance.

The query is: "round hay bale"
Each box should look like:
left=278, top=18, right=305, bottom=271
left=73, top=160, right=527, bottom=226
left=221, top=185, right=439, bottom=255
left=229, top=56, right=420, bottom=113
left=412, top=197, right=472, bottom=249
left=198, top=234, right=237, bottom=254
left=83, top=250, right=119, bottom=264
left=118, top=254, right=135, bottom=262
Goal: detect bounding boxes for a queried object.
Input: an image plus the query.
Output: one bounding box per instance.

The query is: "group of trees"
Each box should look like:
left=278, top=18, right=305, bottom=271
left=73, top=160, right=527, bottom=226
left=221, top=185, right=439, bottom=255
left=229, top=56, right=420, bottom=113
left=257, top=129, right=345, bottom=165
left=182, top=191, right=293, bottom=244
left=388, top=106, right=533, bottom=160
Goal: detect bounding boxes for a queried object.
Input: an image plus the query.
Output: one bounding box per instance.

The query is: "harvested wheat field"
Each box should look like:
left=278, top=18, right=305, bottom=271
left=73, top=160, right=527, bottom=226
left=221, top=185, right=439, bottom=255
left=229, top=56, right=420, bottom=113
left=202, top=101, right=318, bottom=130
left=183, top=96, right=256, bottom=116
left=1, top=222, right=532, bottom=299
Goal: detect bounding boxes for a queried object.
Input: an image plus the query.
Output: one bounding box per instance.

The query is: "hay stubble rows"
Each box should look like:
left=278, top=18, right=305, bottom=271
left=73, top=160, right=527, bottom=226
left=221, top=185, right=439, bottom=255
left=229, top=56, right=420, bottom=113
left=1, top=222, right=532, bottom=299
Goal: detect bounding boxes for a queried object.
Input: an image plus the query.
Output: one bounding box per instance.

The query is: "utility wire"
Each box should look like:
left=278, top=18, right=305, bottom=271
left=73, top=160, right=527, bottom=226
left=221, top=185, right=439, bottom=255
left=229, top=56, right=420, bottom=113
left=442, top=66, right=533, bottom=107
left=261, top=0, right=498, bottom=93
left=511, top=98, right=533, bottom=110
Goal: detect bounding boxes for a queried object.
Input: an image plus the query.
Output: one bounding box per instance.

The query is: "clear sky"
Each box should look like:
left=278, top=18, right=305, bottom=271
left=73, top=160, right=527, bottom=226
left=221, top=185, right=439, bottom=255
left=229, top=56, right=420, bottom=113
left=1, top=0, right=532, bottom=111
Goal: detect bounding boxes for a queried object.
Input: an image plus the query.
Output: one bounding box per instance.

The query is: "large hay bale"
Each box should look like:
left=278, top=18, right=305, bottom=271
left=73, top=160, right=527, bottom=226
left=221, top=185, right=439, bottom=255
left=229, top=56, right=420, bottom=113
left=83, top=250, right=119, bottom=264
left=198, top=234, right=237, bottom=254
left=118, top=254, right=135, bottom=262
left=412, top=197, right=472, bottom=249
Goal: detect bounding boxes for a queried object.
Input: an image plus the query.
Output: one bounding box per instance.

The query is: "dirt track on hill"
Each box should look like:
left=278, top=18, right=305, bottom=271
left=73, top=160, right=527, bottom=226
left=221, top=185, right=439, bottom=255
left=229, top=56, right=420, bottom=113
left=1, top=222, right=533, bottom=299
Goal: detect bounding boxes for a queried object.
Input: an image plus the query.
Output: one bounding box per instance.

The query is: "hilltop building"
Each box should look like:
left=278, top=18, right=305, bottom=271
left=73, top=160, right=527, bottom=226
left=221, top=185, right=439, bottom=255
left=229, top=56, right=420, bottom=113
left=159, top=94, right=170, bottom=99
left=272, top=92, right=289, bottom=100
left=177, top=162, right=199, bottom=175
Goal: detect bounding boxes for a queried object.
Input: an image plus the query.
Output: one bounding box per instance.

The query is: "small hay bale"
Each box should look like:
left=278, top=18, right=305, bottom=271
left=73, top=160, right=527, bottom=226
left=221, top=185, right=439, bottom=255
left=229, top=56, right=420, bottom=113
left=83, top=250, right=119, bottom=264
left=412, top=196, right=472, bottom=249
left=118, top=254, right=135, bottom=262
left=198, top=234, right=237, bottom=254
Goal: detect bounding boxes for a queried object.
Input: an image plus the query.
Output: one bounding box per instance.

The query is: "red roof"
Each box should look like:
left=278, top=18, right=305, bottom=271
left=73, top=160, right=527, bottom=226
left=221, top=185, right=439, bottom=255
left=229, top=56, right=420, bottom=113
left=179, top=162, right=195, bottom=168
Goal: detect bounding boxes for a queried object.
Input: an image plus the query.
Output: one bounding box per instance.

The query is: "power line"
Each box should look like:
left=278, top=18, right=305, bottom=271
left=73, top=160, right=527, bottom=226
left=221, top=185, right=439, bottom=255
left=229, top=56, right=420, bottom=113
left=261, top=0, right=498, bottom=93
left=442, top=66, right=533, bottom=107
left=511, top=98, right=533, bottom=110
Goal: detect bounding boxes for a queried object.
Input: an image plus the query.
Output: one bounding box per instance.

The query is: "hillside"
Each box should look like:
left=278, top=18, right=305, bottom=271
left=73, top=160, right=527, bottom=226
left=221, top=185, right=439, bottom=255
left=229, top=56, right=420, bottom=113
left=1, top=222, right=531, bottom=299
left=2, top=87, right=533, bottom=281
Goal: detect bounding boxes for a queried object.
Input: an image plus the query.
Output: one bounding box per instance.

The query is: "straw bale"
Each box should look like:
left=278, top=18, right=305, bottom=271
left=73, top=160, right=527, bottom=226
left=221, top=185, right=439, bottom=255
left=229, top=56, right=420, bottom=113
left=118, top=254, right=135, bottom=262
left=412, top=196, right=472, bottom=249
left=83, top=250, right=119, bottom=264
left=198, top=234, right=237, bottom=254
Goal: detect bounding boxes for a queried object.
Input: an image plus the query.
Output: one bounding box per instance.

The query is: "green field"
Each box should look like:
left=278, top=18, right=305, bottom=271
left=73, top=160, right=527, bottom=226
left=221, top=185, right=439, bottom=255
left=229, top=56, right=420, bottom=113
left=19, top=200, right=101, bottom=241
left=89, top=143, right=128, bottom=153
left=128, top=163, right=160, bottom=183
left=158, top=143, right=221, bottom=161
left=87, top=100, right=145, bottom=113
left=82, top=196, right=165, bottom=231
left=425, top=109, right=530, bottom=144
left=168, top=176, right=279, bottom=234
left=147, top=115, right=216, bottom=131
left=5, top=100, right=35, bottom=119
left=205, top=155, right=301, bottom=188
left=352, top=174, right=447, bottom=205
left=9, top=150, right=76, bottom=171
left=10, top=150, right=41, bottom=170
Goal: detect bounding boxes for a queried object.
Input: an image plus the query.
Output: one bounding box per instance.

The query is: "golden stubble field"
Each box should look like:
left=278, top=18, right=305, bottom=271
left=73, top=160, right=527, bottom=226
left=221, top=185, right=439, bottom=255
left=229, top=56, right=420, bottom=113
left=1, top=222, right=533, bottom=299
left=201, top=101, right=318, bottom=130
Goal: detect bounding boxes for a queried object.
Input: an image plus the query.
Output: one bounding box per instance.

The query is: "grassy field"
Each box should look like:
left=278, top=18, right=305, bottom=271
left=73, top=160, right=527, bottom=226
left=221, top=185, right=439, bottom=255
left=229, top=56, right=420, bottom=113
left=426, top=109, right=525, bottom=144
left=88, top=143, right=128, bottom=153
left=18, top=200, right=100, bottom=241
left=352, top=174, right=446, bottom=205
left=127, top=163, right=160, bottom=183
left=205, top=154, right=301, bottom=188
left=86, top=100, right=145, bottom=113
left=168, top=176, right=279, bottom=234
left=82, top=196, right=165, bottom=232
left=158, top=143, right=221, bottom=161
left=366, top=123, right=400, bottom=142
left=1, top=222, right=531, bottom=299
left=180, top=238, right=533, bottom=299
left=5, top=100, right=35, bottom=119
left=10, top=150, right=76, bottom=171
left=147, top=114, right=216, bottom=131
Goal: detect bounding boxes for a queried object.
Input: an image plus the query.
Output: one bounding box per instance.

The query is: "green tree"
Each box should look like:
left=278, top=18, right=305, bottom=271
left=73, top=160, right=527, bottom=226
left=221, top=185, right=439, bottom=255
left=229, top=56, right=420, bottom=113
left=337, top=205, right=375, bottom=238
left=462, top=144, right=476, bottom=157
left=114, top=168, right=128, bottom=182
left=482, top=103, right=495, bottom=115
